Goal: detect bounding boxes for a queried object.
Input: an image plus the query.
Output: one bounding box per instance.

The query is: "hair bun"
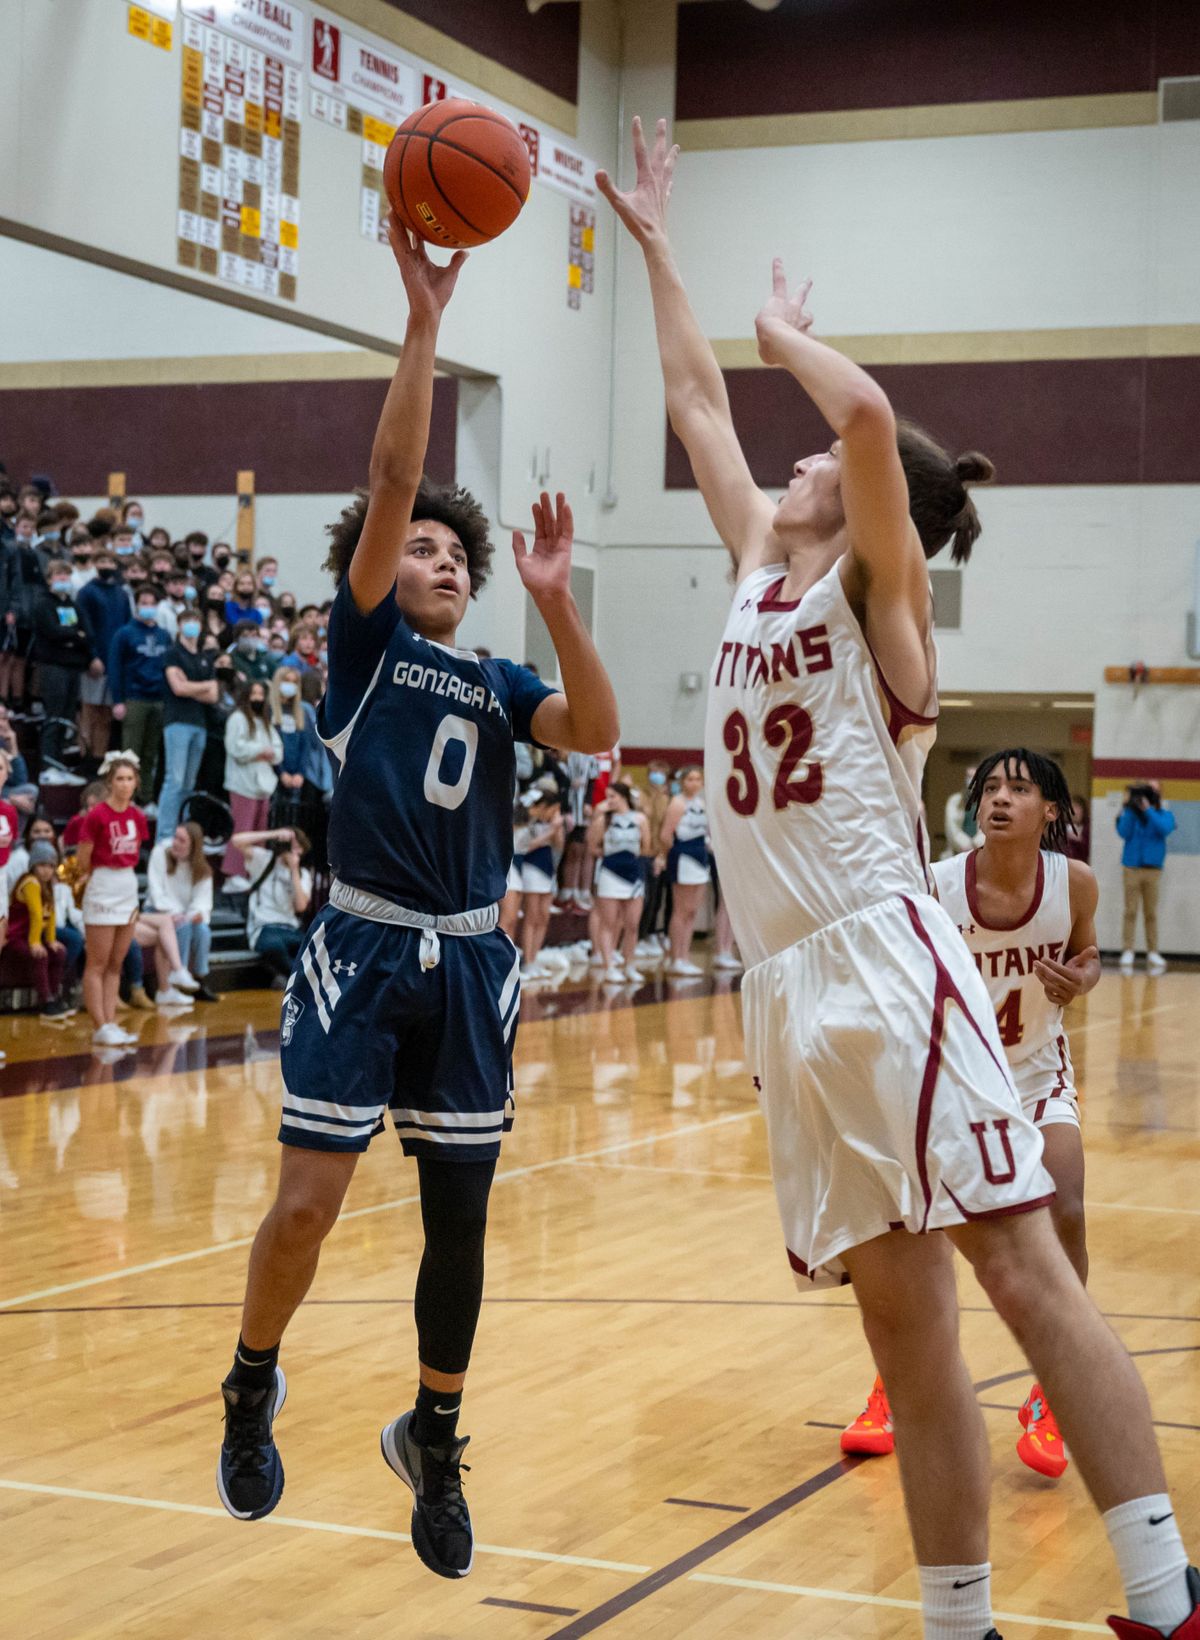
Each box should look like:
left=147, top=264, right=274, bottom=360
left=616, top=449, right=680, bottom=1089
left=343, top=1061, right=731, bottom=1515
left=955, top=450, right=995, bottom=486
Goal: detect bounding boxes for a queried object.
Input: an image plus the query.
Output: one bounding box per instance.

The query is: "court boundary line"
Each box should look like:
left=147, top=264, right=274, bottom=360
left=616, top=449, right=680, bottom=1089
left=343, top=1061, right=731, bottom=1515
left=688, top=1572, right=1111, bottom=1634
left=0, top=1108, right=758, bottom=1309
left=0, top=1478, right=651, bottom=1574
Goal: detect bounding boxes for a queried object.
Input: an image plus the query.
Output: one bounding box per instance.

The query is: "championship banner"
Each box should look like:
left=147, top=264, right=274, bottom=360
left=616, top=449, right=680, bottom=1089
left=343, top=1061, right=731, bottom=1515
left=177, top=5, right=303, bottom=299
left=181, top=0, right=305, bottom=66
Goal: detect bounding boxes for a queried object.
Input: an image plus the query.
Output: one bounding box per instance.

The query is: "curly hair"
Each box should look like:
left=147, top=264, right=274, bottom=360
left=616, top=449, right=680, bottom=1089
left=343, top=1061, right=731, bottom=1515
left=322, top=475, right=494, bottom=596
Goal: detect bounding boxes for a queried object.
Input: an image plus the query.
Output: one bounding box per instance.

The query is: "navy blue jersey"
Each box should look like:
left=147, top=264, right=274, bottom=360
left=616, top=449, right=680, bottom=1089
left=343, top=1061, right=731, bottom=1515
left=319, top=585, right=554, bottom=915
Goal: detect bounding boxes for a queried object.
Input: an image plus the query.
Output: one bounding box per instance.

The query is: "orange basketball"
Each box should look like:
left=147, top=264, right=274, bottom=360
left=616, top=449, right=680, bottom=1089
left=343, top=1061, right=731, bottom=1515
left=383, top=99, right=532, bottom=250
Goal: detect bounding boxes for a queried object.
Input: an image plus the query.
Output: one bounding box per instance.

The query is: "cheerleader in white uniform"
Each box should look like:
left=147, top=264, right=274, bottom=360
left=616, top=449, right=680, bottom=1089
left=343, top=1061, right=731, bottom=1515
left=499, top=801, right=526, bottom=944
left=586, top=782, right=650, bottom=984
left=660, top=766, right=710, bottom=976
left=519, top=789, right=564, bottom=980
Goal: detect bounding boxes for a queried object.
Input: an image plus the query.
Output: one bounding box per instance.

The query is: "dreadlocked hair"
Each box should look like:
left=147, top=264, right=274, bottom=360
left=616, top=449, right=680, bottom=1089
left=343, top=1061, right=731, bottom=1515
left=966, top=748, right=1074, bottom=853
left=322, top=476, right=494, bottom=595
left=895, top=418, right=995, bottom=566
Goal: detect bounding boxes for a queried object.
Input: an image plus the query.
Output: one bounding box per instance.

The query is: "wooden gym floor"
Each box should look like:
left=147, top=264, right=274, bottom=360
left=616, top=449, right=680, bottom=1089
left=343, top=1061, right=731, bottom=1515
left=0, top=961, right=1197, bottom=1639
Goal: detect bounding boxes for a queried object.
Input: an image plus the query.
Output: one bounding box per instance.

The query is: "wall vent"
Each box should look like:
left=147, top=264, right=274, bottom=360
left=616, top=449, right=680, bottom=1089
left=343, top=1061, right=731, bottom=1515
left=1161, top=78, right=1200, bottom=123
left=930, top=568, right=962, bottom=631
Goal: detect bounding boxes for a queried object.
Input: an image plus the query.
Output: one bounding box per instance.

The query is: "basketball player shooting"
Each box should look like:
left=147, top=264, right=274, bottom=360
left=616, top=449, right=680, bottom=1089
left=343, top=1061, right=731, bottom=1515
left=845, top=750, right=1100, bottom=1481
left=215, top=213, right=620, bottom=1581
left=600, top=117, right=1197, bottom=1640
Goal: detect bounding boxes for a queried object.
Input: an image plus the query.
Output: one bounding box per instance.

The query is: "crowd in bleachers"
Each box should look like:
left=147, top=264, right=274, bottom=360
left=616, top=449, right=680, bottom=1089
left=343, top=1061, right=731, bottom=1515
left=0, top=469, right=737, bottom=1052
left=0, top=471, right=332, bottom=1051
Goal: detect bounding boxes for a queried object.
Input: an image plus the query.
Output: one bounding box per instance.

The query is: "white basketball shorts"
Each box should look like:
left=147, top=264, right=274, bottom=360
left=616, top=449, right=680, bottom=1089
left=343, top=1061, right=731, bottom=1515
left=741, top=892, right=1055, bottom=1289
left=1011, top=1032, right=1080, bottom=1131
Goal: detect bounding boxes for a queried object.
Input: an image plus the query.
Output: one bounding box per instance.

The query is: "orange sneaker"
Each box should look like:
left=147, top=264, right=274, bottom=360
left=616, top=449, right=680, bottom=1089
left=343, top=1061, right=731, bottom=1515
left=841, top=1375, right=894, bottom=1456
left=1017, top=1382, right=1068, bottom=1478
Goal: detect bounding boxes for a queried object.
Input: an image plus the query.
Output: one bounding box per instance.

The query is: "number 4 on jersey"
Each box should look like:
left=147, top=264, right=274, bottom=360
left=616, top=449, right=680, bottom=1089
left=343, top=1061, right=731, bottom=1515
left=995, top=987, right=1024, bottom=1049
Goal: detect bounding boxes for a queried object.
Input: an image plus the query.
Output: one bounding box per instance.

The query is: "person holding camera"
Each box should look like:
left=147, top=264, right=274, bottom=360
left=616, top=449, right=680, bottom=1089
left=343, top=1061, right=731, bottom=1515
left=1116, top=782, right=1176, bottom=973
left=230, top=825, right=312, bottom=980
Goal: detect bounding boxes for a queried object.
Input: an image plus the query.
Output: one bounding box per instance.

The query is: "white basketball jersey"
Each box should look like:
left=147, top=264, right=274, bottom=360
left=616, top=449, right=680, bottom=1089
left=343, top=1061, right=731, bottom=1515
left=704, top=561, right=937, bottom=967
left=932, top=849, right=1071, bottom=1065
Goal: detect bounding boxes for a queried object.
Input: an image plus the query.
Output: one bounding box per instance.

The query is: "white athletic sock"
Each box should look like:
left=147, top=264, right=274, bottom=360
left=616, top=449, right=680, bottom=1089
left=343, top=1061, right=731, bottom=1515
left=918, top=1563, right=993, bottom=1639
left=1104, top=1496, right=1192, bottom=1635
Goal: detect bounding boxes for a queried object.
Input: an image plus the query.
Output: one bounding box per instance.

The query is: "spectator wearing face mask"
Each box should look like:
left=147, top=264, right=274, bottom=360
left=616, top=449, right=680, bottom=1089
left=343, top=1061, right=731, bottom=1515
left=276, top=593, right=298, bottom=625
left=185, top=532, right=217, bottom=591
left=148, top=551, right=176, bottom=587
left=35, top=510, right=66, bottom=569
left=255, top=556, right=279, bottom=597
left=32, top=559, right=93, bottom=761
left=222, top=678, right=283, bottom=884
left=110, top=585, right=172, bottom=806
left=225, top=571, right=262, bottom=627
left=201, top=585, right=230, bottom=647
left=76, top=547, right=131, bottom=760
left=111, top=524, right=139, bottom=568
left=67, top=528, right=96, bottom=594
left=0, top=510, right=44, bottom=705
left=120, top=499, right=147, bottom=550
left=157, top=606, right=217, bottom=841
left=156, top=569, right=198, bottom=640
left=266, top=628, right=289, bottom=669
left=272, top=664, right=333, bottom=805
left=229, top=619, right=274, bottom=684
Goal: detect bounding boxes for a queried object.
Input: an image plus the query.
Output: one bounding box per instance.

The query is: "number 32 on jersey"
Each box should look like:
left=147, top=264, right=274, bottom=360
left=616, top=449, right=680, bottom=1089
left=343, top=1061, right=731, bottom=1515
left=721, top=622, right=830, bottom=819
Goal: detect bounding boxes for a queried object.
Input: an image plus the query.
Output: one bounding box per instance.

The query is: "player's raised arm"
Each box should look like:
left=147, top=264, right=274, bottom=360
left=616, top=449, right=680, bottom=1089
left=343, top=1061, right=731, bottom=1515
left=598, top=117, right=775, bottom=573
left=753, top=261, right=927, bottom=614
left=349, top=215, right=468, bottom=614
left=515, top=493, right=619, bottom=756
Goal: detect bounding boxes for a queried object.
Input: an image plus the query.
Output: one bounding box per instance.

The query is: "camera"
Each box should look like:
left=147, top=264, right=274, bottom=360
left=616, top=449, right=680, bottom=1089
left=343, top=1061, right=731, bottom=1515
left=1125, top=783, right=1160, bottom=809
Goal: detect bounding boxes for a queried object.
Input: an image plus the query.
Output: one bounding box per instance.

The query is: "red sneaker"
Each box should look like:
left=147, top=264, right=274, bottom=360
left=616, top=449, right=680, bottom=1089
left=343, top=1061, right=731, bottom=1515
left=1016, top=1382, right=1068, bottom=1479
left=1109, top=1566, right=1200, bottom=1638
left=841, top=1375, right=894, bottom=1456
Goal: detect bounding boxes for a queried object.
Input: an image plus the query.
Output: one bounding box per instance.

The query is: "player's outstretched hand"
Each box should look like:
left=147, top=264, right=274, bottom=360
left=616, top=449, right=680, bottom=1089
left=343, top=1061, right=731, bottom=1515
left=596, top=115, right=678, bottom=248
left=1032, top=947, right=1098, bottom=1007
left=755, top=259, right=814, bottom=365
left=387, top=210, right=467, bottom=326
left=512, top=492, right=573, bottom=602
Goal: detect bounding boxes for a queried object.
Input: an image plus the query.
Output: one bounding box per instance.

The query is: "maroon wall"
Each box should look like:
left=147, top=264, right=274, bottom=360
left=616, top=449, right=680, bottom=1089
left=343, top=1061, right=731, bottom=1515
left=665, top=356, right=1200, bottom=489
left=0, top=375, right=458, bottom=497
left=676, top=0, right=1200, bottom=120
left=382, top=0, right=579, bottom=106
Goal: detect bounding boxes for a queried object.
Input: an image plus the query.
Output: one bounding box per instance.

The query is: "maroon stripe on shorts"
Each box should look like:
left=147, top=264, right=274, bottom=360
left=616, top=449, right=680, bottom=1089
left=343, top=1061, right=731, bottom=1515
left=902, top=896, right=1016, bottom=1230
left=943, top=1183, right=1057, bottom=1222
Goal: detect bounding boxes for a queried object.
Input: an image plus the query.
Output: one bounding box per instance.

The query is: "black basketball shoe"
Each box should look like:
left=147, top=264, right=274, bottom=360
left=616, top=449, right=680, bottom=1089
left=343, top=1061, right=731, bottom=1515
left=380, top=1410, right=473, bottom=1578
left=217, top=1366, right=287, bottom=1520
left=984, top=1631, right=1005, bottom=1639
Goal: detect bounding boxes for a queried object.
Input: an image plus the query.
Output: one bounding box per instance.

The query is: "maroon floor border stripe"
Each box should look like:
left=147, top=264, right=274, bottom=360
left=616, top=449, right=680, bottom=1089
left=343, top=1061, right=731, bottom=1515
left=664, top=1497, right=749, bottom=1514
left=542, top=1456, right=865, bottom=1640
left=482, top=1598, right=580, bottom=1617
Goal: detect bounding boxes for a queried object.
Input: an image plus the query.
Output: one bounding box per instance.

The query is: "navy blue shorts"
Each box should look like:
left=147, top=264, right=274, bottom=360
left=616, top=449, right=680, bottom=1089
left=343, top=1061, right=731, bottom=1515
left=278, top=905, right=521, bottom=1160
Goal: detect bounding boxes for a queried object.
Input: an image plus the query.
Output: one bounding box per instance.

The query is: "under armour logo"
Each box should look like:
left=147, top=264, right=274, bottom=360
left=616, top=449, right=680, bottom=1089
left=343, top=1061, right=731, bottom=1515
left=960, top=923, right=977, bottom=936
left=331, top=960, right=358, bottom=977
